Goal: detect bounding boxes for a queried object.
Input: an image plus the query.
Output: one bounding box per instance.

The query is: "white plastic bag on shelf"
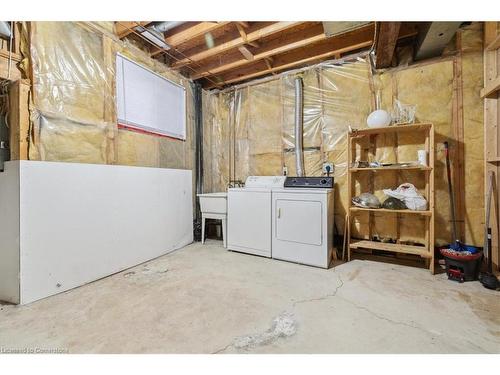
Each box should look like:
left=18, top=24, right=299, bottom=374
left=392, top=99, right=416, bottom=124
left=383, top=183, right=427, bottom=211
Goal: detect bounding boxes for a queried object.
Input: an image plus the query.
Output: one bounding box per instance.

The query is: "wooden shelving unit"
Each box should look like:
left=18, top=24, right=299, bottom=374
left=346, top=123, right=435, bottom=273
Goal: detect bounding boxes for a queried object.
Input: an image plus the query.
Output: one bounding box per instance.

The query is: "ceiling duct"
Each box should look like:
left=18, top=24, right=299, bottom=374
left=294, top=76, right=305, bottom=177
left=322, top=21, right=371, bottom=38
left=0, top=21, right=12, bottom=40
left=133, top=22, right=187, bottom=51
left=133, top=25, right=171, bottom=50
left=149, top=21, right=186, bottom=34
left=414, top=22, right=462, bottom=60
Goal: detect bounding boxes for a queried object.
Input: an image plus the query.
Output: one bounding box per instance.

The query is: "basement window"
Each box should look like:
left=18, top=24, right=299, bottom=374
left=115, top=53, right=186, bottom=140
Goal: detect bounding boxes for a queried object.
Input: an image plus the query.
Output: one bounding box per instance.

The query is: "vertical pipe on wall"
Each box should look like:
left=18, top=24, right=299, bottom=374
left=294, top=76, right=305, bottom=177
left=193, top=82, right=203, bottom=240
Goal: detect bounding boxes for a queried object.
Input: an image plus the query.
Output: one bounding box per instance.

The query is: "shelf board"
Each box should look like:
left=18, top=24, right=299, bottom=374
left=349, top=240, right=431, bottom=258
left=349, top=165, right=432, bottom=172
left=487, top=157, right=500, bottom=163
left=349, top=207, right=432, bottom=216
left=481, top=75, right=500, bottom=99
left=349, top=123, right=432, bottom=136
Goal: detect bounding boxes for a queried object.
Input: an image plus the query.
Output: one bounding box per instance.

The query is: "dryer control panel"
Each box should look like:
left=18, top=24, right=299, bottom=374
left=245, top=175, right=286, bottom=189
left=284, top=176, right=334, bottom=188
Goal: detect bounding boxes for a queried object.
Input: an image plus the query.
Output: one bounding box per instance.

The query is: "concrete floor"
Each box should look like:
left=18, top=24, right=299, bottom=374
left=0, top=240, right=499, bottom=354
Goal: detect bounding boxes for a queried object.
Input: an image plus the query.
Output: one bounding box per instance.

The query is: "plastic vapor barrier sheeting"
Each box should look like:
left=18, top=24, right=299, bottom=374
left=204, top=56, right=375, bottom=239
left=28, top=22, right=195, bottom=172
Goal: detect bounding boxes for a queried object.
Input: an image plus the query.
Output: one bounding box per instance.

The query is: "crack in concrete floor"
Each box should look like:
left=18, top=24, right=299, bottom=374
left=212, top=274, right=344, bottom=354
left=211, top=268, right=489, bottom=354
left=337, top=295, right=438, bottom=335
left=292, top=274, right=344, bottom=307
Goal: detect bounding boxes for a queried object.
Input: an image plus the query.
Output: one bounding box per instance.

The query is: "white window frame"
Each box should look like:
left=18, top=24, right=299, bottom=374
left=116, top=53, right=187, bottom=140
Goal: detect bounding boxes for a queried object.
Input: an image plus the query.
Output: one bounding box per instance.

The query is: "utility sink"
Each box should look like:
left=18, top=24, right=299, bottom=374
left=197, top=192, right=227, bottom=215
left=197, top=192, right=227, bottom=247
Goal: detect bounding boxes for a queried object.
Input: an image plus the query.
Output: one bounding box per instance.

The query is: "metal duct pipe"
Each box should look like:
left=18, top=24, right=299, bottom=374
left=0, top=21, right=11, bottom=39
left=294, top=76, right=305, bottom=177
left=149, top=21, right=186, bottom=34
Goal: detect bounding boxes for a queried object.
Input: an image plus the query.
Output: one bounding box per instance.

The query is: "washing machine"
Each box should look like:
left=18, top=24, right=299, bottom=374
left=271, top=177, right=334, bottom=268
left=227, top=176, right=286, bottom=257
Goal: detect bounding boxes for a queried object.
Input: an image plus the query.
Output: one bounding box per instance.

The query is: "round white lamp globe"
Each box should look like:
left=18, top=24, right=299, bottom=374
left=366, top=110, right=392, bottom=128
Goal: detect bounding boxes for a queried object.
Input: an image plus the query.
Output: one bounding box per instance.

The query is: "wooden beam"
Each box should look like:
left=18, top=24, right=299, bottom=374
left=190, top=22, right=331, bottom=80
left=238, top=45, right=254, bottom=61
left=8, top=80, right=31, bottom=160
left=115, top=21, right=151, bottom=38
left=201, top=23, right=375, bottom=88
left=171, top=21, right=303, bottom=69
left=0, top=56, right=21, bottom=81
left=0, top=50, right=22, bottom=62
left=484, top=22, right=499, bottom=46
left=375, top=22, right=402, bottom=68
left=150, top=21, right=230, bottom=56
left=192, top=33, right=325, bottom=79
left=236, top=23, right=248, bottom=40
left=247, top=40, right=260, bottom=48
left=103, top=35, right=116, bottom=164
left=193, top=22, right=419, bottom=83
left=264, top=57, right=278, bottom=75
left=199, top=22, right=420, bottom=88
left=264, top=57, right=273, bottom=70
left=205, top=40, right=373, bottom=89
left=0, top=22, right=22, bottom=80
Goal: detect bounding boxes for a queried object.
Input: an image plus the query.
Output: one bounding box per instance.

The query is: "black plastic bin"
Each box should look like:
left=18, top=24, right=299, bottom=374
left=440, top=249, right=483, bottom=282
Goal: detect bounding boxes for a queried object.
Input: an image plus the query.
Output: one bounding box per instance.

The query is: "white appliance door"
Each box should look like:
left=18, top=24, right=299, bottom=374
left=276, top=199, right=322, bottom=245
left=227, top=189, right=271, bottom=257
left=272, top=191, right=331, bottom=268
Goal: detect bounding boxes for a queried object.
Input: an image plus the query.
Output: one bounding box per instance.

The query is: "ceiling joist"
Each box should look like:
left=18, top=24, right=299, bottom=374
left=201, top=22, right=418, bottom=89
left=238, top=45, right=254, bottom=61
left=115, top=21, right=421, bottom=89
left=207, top=41, right=374, bottom=89
left=375, top=22, right=402, bottom=68
left=190, top=22, right=346, bottom=80
left=150, top=22, right=229, bottom=56
left=171, top=21, right=303, bottom=69
left=203, top=26, right=377, bottom=89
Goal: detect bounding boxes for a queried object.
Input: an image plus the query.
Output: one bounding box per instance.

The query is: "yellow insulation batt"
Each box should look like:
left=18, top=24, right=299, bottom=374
left=28, top=21, right=195, bottom=172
